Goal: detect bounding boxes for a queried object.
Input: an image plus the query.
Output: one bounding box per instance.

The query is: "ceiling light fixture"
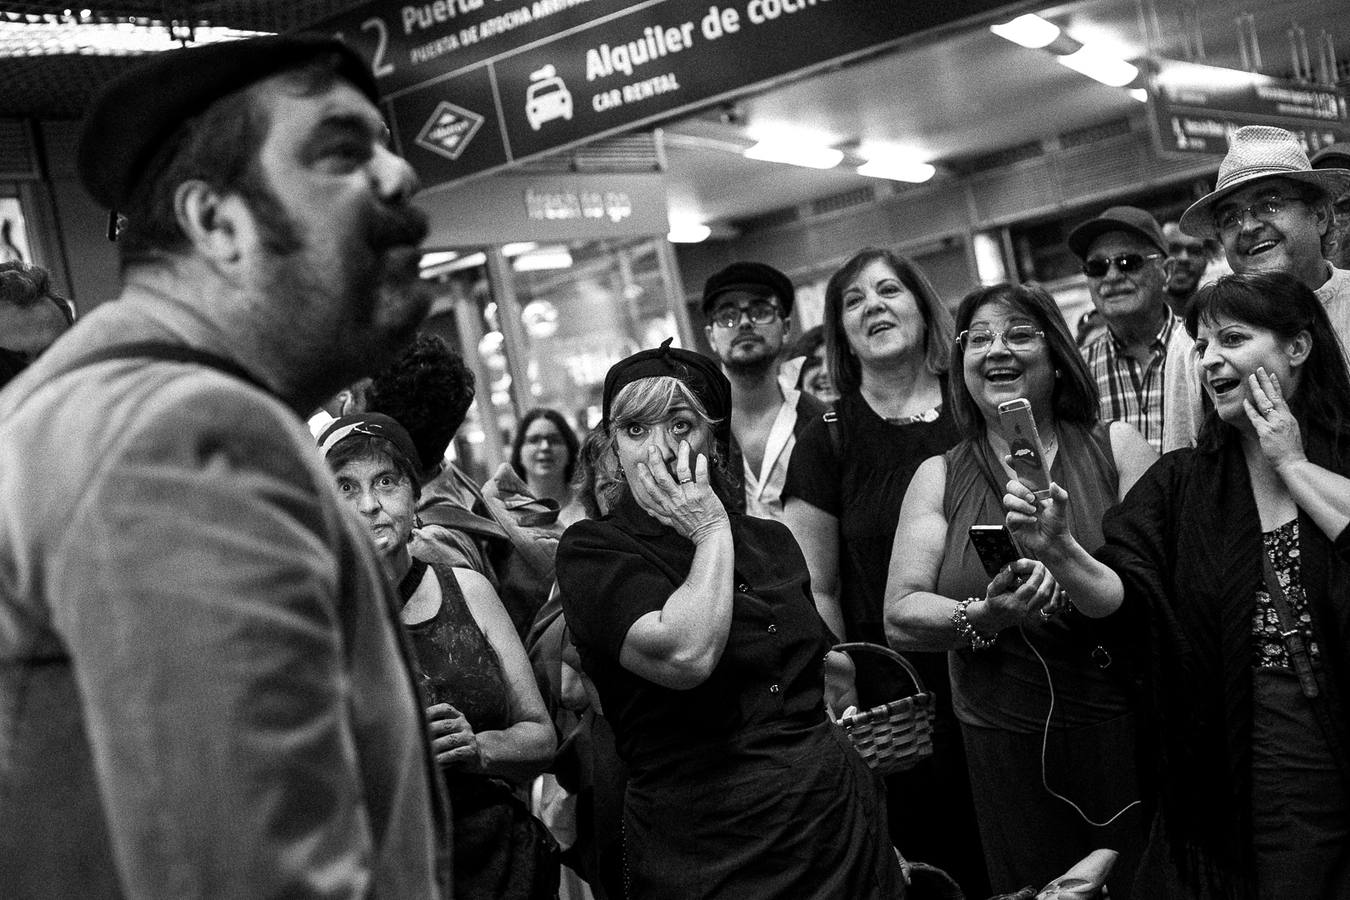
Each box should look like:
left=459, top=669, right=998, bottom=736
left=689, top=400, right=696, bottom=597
left=667, top=222, right=712, bottom=243
left=0, top=19, right=268, bottom=57
left=1129, top=88, right=1148, bottom=102
left=857, top=159, right=936, bottom=183
left=988, top=14, right=1060, bottom=49
left=1056, top=46, right=1139, bottom=87
left=512, top=248, right=574, bottom=272
left=743, top=141, right=844, bottom=170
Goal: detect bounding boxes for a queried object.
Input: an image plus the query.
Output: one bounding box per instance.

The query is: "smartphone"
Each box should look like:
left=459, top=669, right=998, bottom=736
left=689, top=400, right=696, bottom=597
left=969, top=524, right=1021, bottom=578
left=998, top=398, right=1052, bottom=499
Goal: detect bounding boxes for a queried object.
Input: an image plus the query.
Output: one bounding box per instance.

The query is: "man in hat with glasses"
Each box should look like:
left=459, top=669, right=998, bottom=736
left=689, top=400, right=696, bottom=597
left=701, top=261, right=825, bottom=521
left=0, top=36, right=449, bottom=898
left=1161, top=125, right=1350, bottom=450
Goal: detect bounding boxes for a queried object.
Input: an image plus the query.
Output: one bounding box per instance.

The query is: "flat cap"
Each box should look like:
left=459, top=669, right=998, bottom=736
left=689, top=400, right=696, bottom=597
left=701, top=261, right=795, bottom=317
left=1066, top=206, right=1166, bottom=259
left=77, top=34, right=380, bottom=210
left=603, top=338, right=731, bottom=447
left=1311, top=142, right=1350, bottom=171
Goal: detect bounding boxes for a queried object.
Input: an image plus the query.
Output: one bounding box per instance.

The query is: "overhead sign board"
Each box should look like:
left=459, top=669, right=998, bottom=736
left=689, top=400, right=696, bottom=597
left=417, top=172, right=671, bottom=244
left=1148, top=58, right=1350, bottom=156
left=308, top=0, right=1012, bottom=186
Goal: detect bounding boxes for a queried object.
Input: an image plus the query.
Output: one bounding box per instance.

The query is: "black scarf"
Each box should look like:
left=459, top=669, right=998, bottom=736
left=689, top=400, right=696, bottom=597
left=1099, top=421, right=1350, bottom=898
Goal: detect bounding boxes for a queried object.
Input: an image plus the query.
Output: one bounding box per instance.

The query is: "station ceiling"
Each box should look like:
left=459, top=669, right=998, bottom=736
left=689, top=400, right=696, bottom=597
left=1, top=0, right=1347, bottom=231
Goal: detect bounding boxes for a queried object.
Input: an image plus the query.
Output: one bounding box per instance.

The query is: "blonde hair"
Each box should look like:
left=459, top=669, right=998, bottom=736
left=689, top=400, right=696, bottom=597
left=593, top=375, right=737, bottom=507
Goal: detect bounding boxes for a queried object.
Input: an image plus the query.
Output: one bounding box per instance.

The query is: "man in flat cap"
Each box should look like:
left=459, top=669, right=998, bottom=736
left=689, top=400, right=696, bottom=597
left=1067, top=206, right=1175, bottom=453
left=0, top=36, right=449, bottom=898
left=1161, top=125, right=1350, bottom=450
left=701, top=261, right=825, bottom=520
left=1312, top=142, right=1350, bottom=271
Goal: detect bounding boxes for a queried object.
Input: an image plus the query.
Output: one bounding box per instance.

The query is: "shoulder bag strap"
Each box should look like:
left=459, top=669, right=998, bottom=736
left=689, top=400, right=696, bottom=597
left=1259, top=548, right=1320, bottom=700
left=49, top=340, right=272, bottom=395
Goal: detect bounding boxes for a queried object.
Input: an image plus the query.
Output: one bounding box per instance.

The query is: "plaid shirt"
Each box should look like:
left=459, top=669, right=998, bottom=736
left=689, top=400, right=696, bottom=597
left=1081, top=313, right=1178, bottom=453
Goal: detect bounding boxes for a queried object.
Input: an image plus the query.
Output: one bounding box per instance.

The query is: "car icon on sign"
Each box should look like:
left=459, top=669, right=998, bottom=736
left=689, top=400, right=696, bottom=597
left=526, top=65, right=573, bottom=131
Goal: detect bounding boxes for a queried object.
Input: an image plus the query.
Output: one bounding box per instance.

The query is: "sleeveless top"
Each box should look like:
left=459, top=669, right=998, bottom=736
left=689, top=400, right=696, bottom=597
left=938, top=422, right=1132, bottom=732
left=406, top=562, right=511, bottom=735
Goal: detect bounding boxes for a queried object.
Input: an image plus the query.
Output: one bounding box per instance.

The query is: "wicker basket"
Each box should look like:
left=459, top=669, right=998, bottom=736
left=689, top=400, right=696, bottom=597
left=831, top=641, right=935, bottom=775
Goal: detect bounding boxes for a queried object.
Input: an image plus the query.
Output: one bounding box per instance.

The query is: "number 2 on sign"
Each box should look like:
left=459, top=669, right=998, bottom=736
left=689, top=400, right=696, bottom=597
left=362, top=18, right=394, bottom=77
left=334, top=19, right=395, bottom=79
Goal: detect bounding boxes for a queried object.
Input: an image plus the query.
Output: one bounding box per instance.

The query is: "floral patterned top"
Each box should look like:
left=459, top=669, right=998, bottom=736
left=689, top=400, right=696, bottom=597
left=1253, top=520, right=1321, bottom=669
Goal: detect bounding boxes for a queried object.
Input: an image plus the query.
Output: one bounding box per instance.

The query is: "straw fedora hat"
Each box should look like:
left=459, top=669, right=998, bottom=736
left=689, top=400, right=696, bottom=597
left=1178, top=126, right=1350, bottom=238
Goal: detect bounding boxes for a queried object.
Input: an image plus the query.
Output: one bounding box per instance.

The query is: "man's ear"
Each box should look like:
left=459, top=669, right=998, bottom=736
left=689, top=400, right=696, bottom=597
left=1312, top=197, right=1332, bottom=237
left=1162, top=257, right=1177, bottom=279
left=174, top=179, right=248, bottom=264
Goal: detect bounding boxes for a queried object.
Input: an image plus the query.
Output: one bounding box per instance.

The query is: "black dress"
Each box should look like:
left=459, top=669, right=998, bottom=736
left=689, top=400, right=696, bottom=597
left=782, top=389, right=989, bottom=896
left=406, top=562, right=557, bottom=900
left=555, top=493, right=902, bottom=900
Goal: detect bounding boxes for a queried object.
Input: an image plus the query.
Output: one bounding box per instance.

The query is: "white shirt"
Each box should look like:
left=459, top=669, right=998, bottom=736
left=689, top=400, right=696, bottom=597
left=743, top=388, right=810, bottom=521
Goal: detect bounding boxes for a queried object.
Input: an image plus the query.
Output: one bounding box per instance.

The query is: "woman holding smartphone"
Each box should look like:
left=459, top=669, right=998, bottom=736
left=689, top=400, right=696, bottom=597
left=884, top=283, right=1156, bottom=897
left=1005, top=273, right=1350, bottom=897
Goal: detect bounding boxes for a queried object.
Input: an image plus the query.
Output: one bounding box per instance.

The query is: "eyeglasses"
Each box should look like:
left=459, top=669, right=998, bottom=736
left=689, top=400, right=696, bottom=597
left=524, top=433, right=565, bottom=446
left=958, top=325, right=1045, bottom=353
left=709, top=301, right=780, bottom=329
left=1081, top=253, right=1163, bottom=278
left=1213, top=195, right=1303, bottom=234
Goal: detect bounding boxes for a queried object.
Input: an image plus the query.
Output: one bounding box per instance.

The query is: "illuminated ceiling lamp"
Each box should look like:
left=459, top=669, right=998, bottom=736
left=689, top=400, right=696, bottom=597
left=0, top=13, right=268, bottom=56
left=743, top=141, right=844, bottom=170
left=667, top=222, right=712, bottom=243
left=512, top=246, right=573, bottom=272
left=856, top=154, right=936, bottom=183
left=988, top=13, right=1060, bottom=49
left=1057, top=47, right=1139, bottom=87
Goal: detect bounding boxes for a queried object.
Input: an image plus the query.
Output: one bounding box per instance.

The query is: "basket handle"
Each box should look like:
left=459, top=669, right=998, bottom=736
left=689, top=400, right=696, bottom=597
left=831, top=641, right=928, bottom=696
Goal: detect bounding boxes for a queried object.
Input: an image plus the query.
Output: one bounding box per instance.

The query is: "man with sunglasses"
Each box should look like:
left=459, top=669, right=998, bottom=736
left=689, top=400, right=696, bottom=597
left=1160, top=126, right=1350, bottom=450
left=1067, top=206, right=1176, bottom=453
left=702, top=261, right=825, bottom=520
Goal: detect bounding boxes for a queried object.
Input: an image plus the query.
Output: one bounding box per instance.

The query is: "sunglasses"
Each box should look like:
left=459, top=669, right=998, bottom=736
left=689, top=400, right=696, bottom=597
left=1081, top=253, right=1163, bottom=278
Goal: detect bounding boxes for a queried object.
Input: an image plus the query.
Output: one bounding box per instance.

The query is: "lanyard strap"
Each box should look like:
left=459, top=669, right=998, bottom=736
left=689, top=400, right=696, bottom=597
left=1260, top=546, right=1320, bottom=700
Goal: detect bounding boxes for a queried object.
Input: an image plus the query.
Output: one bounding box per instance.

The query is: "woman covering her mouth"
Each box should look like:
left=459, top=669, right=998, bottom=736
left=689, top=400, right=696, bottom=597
left=554, top=340, right=904, bottom=899
left=1004, top=272, right=1350, bottom=896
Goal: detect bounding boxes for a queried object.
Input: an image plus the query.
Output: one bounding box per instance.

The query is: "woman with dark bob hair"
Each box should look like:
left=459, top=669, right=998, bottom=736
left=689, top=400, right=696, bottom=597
left=555, top=340, right=903, bottom=899
left=885, top=282, right=1156, bottom=897
left=781, top=247, right=982, bottom=891
left=510, top=407, right=584, bottom=527
left=1005, top=272, right=1350, bottom=897
left=319, top=413, right=558, bottom=899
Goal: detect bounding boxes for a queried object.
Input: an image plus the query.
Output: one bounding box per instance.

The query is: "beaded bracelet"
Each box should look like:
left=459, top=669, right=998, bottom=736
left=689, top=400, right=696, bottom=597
left=951, top=598, right=999, bottom=651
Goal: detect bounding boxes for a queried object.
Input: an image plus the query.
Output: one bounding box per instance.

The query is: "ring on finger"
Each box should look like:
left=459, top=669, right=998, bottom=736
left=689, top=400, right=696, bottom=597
left=1039, top=607, right=1054, bottom=619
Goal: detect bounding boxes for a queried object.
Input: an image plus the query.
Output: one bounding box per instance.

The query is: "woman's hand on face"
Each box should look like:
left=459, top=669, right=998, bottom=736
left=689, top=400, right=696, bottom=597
left=631, top=441, right=730, bottom=545
left=1244, top=367, right=1307, bottom=472
left=427, top=703, right=483, bottom=772
left=1003, top=478, right=1070, bottom=557
left=983, top=558, right=1062, bottom=628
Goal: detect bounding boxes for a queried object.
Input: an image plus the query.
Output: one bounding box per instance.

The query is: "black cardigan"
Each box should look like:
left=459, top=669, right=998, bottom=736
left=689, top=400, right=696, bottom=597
left=1097, top=424, right=1350, bottom=898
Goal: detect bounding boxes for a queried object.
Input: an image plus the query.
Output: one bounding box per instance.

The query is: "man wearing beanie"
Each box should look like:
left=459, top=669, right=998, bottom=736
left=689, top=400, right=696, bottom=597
left=1066, top=205, right=1176, bottom=453
left=701, top=261, right=825, bottom=520
left=0, top=37, right=448, bottom=898
left=1162, top=125, right=1350, bottom=450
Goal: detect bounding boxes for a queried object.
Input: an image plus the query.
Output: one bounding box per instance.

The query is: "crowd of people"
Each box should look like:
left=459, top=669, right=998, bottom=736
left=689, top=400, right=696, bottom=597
left=2, top=31, right=1350, bottom=900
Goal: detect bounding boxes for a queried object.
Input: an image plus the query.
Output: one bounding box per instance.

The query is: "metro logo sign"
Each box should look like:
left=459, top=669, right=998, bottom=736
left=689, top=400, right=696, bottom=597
left=415, top=101, right=486, bottom=160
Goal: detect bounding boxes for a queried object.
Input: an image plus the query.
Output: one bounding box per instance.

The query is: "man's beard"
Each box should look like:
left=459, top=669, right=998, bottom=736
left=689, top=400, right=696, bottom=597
left=724, top=347, right=778, bottom=379
left=247, top=175, right=432, bottom=376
